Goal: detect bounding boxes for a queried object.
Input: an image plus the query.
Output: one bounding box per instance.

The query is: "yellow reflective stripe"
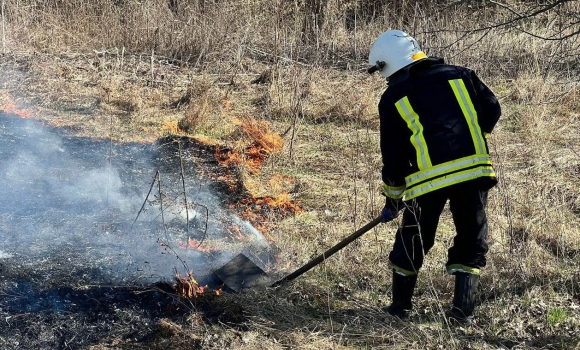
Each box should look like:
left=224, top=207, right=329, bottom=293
left=392, top=263, right=418, bottom=276
left=395, top=97, right=432, bottom=170
left=383, top=183, right=405, bottom=199
left=449, top=79, right=487, bottom=154
left=447, top=264, right=481, bottom=275
left=405, top=154, right=492, bottom=187
left=404, top=166, right=495, bottom=200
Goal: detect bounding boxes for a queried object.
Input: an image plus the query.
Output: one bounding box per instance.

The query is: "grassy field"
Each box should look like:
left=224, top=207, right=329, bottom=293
left=1, top=1, right=580, bottom=349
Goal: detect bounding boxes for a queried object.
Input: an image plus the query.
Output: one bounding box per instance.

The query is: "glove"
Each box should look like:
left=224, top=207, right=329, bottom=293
left=381, top=206, right=398, bottom=222
left=381, top=198, right=401, bottom=223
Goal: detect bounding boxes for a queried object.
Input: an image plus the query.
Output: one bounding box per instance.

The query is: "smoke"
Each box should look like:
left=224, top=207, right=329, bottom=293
left=0, top=114, right=270, bottom=286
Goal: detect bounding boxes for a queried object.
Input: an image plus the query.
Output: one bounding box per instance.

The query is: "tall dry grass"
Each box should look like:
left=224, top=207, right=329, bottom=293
left=2, top=1, right=579, bottom=75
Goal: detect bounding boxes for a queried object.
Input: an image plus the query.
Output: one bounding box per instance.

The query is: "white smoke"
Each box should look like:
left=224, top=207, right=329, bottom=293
left=0, top=115, right=271, bottom=285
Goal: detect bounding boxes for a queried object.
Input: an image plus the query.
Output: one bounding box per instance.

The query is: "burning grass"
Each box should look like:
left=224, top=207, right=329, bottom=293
left=0, top=91, right=36, bottom=119
left=241, top=192, right=303, bottom=215
left=179, top=237, right=215, bottom=253
left=215, top=116, right=283, bottom=174
left=212, top=115, right=303, bottom=238
left=237, top=192, right=303, bottom=237
left=174, top=269, right=223, bottom=298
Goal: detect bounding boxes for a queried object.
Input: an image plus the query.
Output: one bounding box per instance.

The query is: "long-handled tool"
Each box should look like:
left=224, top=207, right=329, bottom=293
left=213, top=215, right=383, bottom=291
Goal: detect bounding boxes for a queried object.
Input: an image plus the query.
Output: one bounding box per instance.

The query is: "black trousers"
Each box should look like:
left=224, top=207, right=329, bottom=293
left=388, top=183, right=489, bottom=275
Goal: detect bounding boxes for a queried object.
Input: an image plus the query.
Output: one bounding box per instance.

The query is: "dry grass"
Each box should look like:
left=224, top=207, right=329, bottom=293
left=1, top=1, right=580, bottom=349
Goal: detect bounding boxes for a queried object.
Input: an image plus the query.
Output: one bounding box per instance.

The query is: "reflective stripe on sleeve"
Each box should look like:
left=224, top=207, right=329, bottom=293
left=449, top=79, right=487, bottom=154
left=395, top=97, right=432, bottom=170
left=405, top=154, right=492, bottom=187
left=383, top=183, right=405, bottom=199
left=404, top=166, right=495, bottom=200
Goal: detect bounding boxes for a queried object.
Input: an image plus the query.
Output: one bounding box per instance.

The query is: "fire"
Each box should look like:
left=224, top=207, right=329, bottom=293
left=161, top=119, right=183, bottom=134
left=241, top=192, right=303, bottom=215
left=0, top=92, right=35, bottom=119
left=214, top=116, right=302, bottom=238
left=220, top=98, right=232, bottom=111
left=179, top=237, right=214, bottom=253
left=240, top=208, right=271, bottom=238
left=174, top=270, right=223, bottom=298
left=215, top=116, right=283, bottom=174
left=258, top=192, right=303, bottom=214
left=227, top=225, right=245, bottom=241
left=193, top=134, right=221, bottom=146
left=215, top=147, right=243, bottom=167
left=235, top=192, right=302, bottom=239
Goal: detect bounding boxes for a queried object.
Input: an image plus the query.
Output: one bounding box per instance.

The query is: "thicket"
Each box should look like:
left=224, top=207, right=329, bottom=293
left=2, top=0, right=580, bottom=78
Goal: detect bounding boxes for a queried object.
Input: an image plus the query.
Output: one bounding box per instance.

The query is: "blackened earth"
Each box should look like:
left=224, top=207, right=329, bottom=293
left=0, top=114, right=277, bottom=349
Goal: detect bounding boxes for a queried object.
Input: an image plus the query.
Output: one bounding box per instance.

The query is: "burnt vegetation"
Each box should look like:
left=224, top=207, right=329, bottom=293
left=0, top=0, right=579, bottom=349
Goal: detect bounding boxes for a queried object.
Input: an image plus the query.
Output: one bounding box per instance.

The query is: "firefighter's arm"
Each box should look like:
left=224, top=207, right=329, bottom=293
left=471, top=71, right=501, bottom=134
left=379, top=100, right=408, bottom=205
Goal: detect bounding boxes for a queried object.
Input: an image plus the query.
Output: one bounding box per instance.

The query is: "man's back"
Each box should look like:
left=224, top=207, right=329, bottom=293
left=378, top=57, right=500, bottom=200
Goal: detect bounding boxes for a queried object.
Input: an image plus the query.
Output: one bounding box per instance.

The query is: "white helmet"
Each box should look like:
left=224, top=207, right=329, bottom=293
left=368, top=30, right=427, bottom=78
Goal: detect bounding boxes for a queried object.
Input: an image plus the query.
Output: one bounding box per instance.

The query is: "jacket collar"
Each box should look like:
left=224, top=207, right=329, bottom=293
left=388, top=57, right=445, bottom=86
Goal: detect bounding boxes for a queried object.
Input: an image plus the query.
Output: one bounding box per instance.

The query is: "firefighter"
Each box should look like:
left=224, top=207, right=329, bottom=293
left=368, top=30, right=501, bottom=321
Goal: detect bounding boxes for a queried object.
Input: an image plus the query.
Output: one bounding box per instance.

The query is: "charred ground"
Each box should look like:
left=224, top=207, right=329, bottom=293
left=0, top=115, right=286, bottom=349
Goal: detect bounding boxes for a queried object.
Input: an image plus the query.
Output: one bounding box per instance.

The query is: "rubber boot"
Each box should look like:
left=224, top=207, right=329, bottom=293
left=451, top=272, right=479, bottom=323
left=385, top=271, right=417, bottom=319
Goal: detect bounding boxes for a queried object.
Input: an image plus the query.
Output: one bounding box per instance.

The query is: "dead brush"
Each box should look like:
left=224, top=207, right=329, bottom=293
left=482, top=73, right=580, bottom=303
left=176, top=81, right=230, bottom=135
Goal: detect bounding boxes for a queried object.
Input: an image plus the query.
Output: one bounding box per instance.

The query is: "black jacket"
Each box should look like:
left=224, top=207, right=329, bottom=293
left=379, top=57, right=501, bottom=201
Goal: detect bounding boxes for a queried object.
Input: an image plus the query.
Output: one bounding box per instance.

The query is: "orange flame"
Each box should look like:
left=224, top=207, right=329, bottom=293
left=227, top=225, right=245, bottom=241
left=179, top=237, right=214, bottom=253
left=174, top=270, right=223, bottom=298
left=259, top=192, right=303, bottom=214
left=215, top=147, right=243, bottom=167
left=214, top=117, right=302, bottom=238
left=236, top=192, right=302, bottom=239
left=241, top=192, right=303, bottom=215
left=174, top=270, right=209, bottom=298
left=0, top=92, right=35, bottom=119
left=239, top=208, right=271, bottom=238
left=161, top=120, right=183, bottom=134
left=215, top=116, right=283, bottom=174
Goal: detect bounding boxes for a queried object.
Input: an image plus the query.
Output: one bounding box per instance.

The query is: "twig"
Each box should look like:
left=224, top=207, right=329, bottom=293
left=568, top=143, right=580, bottom=159
left=150, top=49, right=155, bottom=83
left=192, top=202, right=210, bottom=247
left=157, top=171, right=169, bottom=239
left=1, top=0, right=5, bottom=54
left=288, top=74, right=303, bottom=159
left=178, top=141, right=190, bottom=233
left=425, top=0, right=580, bottom=41
left=131, top=170, right=159, bottom=228
left=246, top=46, right=311, bottom=67
left=106, top=86, right=113, bottom=206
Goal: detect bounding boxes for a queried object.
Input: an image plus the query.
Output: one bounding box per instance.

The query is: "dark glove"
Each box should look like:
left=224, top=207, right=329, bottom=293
left=381, top=198, right=402, bottom=223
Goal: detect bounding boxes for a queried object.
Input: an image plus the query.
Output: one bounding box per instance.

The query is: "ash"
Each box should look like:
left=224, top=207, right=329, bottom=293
left=0, top=114, right=274, bottom=349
